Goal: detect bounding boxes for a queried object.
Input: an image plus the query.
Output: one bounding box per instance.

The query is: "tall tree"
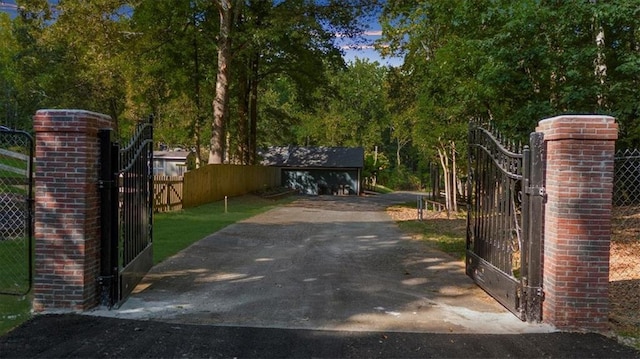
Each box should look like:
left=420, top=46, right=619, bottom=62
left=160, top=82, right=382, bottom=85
left=379, top=0, right=640, bottom=195
left=0, top=13, right=21, bottom=128
left=208, top=0, right=379, bottom=164
left=304, top=59, right=388, bottom=149
left=209, top=0, right=235, bottom=164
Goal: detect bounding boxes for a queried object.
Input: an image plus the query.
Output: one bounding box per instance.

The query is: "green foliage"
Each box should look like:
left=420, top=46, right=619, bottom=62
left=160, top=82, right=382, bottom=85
left=0, top=14, right=22, bottom=129
left=11, top=0, right=132, bottom=122
left=4, top=0, right=640, bottom=182
left=377, top=0, right=640, bottom=187
left=378, top=165, right=421, bottom=191
left=383, top=1, right=637, bottom=137
left=297, top=59, right=390, bottom=149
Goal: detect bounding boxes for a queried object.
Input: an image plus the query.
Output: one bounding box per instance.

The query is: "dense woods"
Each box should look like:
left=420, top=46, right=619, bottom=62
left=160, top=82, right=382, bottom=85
left=1, top=1, right=639, bottom=196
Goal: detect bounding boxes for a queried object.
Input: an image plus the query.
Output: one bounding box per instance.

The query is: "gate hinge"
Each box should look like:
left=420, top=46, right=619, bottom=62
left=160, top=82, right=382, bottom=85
left=524, top=285, right=544, bottom=299
left=98, top=180, right=114, bottom=189
left=97, top=275, right=114, bottom=309
left=525, top=186, right=546, bottom=199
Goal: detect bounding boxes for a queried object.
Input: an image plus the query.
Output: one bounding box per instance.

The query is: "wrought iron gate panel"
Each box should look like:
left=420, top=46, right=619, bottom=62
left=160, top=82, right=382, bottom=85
left=0, top=127, right=34, bottom=295
left=467, top=121, right=543, bottom=322
left=99, top=118, right=153, bottom=308
left=118, top=119, right=154, bottom=304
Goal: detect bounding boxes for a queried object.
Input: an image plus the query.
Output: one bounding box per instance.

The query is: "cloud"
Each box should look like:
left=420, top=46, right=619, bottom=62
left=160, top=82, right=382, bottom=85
left=340, top=43, right=389, bottom=51
left=363, top=30, right=382, bottom=36
left=341, top=44, right=376, bottom=50
left=335, top=30, right=383, bottom=38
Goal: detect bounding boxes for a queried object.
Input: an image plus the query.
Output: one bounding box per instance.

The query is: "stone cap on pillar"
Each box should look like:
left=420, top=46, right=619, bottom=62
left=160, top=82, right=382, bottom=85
left=34, top=109, right=113, bottom=134
left=536, top=115, right=617, bottom=141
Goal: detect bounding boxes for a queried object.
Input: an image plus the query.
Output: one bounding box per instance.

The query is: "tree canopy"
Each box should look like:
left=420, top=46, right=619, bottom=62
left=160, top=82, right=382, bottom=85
left=1, top=0, right=639, bottom=191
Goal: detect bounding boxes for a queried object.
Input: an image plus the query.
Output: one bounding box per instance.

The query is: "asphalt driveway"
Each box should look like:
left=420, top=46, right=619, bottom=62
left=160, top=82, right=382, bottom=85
left=1, top=192, right=639, bottom=358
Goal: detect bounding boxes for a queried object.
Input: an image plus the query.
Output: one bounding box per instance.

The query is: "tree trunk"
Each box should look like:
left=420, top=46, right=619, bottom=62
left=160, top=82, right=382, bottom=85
left=248, top=52, right=259, bottom=164
left=374, top=145, right=378, bottom=165
left=437, top=143, right=451, bottom=218
left=451, top=141, right=458, bottom=212
left=191, top=8, right=204, bottom=167
left=209, top=0, right=233, bottom=164
left=237, top=59, right=250, bottom=164
left=592, top=1, right=607, bottom=109
left=192, top=116, right=204, bottom=167
left=396, top=138, right=402, bottom=170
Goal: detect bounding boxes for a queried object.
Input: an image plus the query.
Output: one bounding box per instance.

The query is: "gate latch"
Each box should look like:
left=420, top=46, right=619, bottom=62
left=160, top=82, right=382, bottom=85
left=525, top=186, right=546, bottom=199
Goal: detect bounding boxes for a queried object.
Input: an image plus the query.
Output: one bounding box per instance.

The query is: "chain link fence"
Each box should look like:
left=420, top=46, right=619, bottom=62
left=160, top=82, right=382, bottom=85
left=611, top=149, right=640, bottom=331
left=0, top=127, right=34, bottom=295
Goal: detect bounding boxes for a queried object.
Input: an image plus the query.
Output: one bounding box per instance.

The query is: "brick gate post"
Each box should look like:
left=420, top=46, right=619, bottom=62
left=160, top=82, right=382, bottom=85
left=536, top=115, right=617, bottom=332
left=33, top=109, right=112, bottom=311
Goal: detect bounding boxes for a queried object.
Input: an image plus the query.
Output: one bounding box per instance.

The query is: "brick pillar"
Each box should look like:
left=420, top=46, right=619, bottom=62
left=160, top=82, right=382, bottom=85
left=536, top=115, right=617, bottom=332
left=33, top=109, right=112, bottom=311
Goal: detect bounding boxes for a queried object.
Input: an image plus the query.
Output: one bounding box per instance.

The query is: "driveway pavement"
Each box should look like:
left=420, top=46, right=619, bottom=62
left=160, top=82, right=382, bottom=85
left=89, top=192, right=552, bottom=334
left=1, top=192, right=639, bottom=358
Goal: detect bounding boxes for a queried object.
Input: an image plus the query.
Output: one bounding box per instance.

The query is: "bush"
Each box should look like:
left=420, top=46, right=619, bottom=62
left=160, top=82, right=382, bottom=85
left=378, top=166, right=421, bottom=190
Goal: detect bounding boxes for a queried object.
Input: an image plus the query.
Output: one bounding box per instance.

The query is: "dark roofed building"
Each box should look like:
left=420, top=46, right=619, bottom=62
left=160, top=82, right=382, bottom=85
left=259, top=146, right=364, bottom=195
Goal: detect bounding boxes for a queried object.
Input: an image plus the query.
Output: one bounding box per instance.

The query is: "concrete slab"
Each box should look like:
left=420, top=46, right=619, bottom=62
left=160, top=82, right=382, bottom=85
left=88, top=193, right=555, bottom=334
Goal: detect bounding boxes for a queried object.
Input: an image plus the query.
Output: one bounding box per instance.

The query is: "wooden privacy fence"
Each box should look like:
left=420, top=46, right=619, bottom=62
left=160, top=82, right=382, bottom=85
left=183, top=164, right=281, bottom=208
left=153, top=176, right=183, bottom=212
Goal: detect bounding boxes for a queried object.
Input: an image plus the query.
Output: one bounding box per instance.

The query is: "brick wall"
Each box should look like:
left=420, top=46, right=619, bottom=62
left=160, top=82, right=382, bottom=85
left=536, top=115, right=618, bottom=331
left=33, top=110, right=112, bottom=311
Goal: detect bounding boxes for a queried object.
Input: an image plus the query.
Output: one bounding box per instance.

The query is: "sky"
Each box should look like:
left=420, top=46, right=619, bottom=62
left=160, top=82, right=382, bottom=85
left=0, top=0, right=402, bottom=67
left=339, top=28, right=403, bottom=67
left=0, top=1, right=16, bottom=16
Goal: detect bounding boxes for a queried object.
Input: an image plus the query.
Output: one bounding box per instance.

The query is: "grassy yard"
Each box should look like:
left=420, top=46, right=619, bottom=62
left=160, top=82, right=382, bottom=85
left=386, top=202, right=467, bottom=260
left=0, top=194, right=295, bottom=336
left=0, top=294, right=31, bottom=335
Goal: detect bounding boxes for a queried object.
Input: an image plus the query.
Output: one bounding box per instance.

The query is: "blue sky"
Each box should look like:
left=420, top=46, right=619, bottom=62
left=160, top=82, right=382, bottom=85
left=0, top=1, right=17, bottom=16
left=339, top=29, right=403, bottom=67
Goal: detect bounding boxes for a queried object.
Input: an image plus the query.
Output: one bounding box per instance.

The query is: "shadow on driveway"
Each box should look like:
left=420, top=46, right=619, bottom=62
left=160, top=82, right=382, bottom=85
left=1, top=193, right=638, bottom=358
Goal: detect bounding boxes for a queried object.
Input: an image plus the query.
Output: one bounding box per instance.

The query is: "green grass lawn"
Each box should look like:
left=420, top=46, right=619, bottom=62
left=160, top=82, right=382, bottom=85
left=389, top=201, right=467, bottom=260
left=0, top=162, right=30, bottom=195
left=0, top=237, right=33, bottom=336
left=0, top=194, right=295, bottom=336
left=0, top=294, right=31, bottom=335
left=398, top=219, right=467, bottom=259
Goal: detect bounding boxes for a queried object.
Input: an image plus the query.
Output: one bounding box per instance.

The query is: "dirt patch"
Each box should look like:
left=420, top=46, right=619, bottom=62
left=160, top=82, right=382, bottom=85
left=287, top=195, right=386, bottom=212
left=610, top=207, right=640, bottom=334
left=389, top=204, right=640, bottom=339
left=385, top=205, right=451, bottom=222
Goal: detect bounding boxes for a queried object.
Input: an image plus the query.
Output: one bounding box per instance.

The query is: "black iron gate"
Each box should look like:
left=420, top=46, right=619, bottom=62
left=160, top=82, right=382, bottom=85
left=466, top=121, right=544, bottom=322
left=98, top=118, right=153, bottom=308
left=0, top=126, right=34, bottom=295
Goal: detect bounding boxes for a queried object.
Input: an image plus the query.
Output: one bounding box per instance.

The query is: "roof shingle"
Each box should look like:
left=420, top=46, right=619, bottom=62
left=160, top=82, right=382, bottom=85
left=259, top=146, right=364, bottom=168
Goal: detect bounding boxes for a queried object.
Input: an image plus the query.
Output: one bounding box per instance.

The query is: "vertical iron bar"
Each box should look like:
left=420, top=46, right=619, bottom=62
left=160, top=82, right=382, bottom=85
left=525, top=132, right=544, bottom=322
left=98, top=129, right=116, bottom=307
left=110, top=141, right=120, bottom=303
left=25, top=132, right=34, bottom=294
left=147, top=117, right=154, bottom=258
left=521, top=144, right=531, bottom=319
